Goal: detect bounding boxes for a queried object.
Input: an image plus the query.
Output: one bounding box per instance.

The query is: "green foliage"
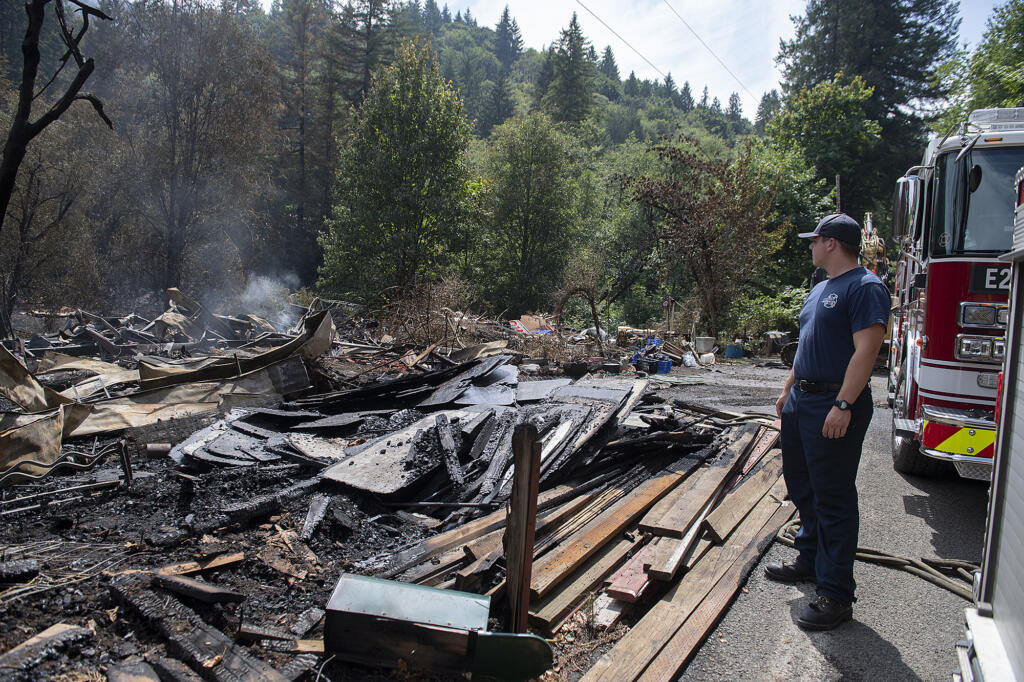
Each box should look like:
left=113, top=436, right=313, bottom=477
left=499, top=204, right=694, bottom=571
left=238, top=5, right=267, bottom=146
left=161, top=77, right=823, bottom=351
left=748, top=138, right=833, bottom=286
left=542, top=14, right=595, bottom=124
left=933, top=0, right=1024, bottom=132
left=630, top=136, right=781, bottom=335
left=728, top=286, right=806, bottom=338
left=777, top=0, right=959, bottom=221
left=767, top=74, right=881, bottom=217
left=478, top=112, right=580, bottom=315
left=318, top=40, right=471, bottom=296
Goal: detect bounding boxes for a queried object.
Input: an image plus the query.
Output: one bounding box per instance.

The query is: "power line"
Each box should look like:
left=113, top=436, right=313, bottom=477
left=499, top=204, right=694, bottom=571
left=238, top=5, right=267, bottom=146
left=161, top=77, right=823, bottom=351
left=574, top=0, right=667, bottom=80
left=660, top=0, right=757, bottom=101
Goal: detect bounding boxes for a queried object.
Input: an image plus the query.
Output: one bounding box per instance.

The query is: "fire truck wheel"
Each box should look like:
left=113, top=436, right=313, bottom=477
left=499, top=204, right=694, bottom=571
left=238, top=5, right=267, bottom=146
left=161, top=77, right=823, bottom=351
left=891, top=419, right=952, bottom=476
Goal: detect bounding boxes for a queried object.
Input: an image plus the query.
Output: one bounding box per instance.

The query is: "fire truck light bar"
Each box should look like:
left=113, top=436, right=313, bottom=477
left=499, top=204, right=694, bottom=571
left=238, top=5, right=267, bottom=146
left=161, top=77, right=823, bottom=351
left=969, top=107, right=1024, bottom=131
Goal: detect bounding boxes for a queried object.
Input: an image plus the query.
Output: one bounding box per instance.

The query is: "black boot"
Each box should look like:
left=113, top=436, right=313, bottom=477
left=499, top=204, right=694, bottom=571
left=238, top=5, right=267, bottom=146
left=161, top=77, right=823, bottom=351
left=796, top=594, right=852, bottom=630
left=764, top=559, right=816, bottom=584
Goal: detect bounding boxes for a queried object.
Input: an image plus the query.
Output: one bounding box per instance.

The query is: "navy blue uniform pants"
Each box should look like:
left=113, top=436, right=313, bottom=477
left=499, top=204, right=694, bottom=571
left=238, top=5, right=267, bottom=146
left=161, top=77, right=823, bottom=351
left=780, top=387, right=872, bottom=603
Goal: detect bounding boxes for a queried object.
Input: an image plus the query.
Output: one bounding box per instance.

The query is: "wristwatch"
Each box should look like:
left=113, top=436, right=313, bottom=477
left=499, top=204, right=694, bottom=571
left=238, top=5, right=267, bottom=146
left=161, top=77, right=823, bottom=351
left=833, top=399, right=851, bottom=411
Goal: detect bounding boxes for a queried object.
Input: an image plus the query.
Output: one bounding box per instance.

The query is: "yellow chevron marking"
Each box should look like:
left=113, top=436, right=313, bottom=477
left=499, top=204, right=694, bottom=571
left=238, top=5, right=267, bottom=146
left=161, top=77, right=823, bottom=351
left=936, top=426, right=996, bottom=456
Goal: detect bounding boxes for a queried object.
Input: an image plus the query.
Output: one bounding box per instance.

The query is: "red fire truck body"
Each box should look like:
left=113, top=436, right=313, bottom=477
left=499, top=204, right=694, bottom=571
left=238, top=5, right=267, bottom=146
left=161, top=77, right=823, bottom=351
left=889, top=108, right=1024, bottom=480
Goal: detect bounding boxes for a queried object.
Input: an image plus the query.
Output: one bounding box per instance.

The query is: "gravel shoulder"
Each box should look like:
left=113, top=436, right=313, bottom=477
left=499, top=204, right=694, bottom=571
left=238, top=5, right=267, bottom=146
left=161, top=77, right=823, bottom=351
left=666, top=361, right=989, bottom=682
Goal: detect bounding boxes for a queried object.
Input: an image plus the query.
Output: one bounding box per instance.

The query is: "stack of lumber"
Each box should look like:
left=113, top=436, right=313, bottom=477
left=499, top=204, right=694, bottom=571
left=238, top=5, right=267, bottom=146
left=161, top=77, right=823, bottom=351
left=366, top=403, right=792, bottom=681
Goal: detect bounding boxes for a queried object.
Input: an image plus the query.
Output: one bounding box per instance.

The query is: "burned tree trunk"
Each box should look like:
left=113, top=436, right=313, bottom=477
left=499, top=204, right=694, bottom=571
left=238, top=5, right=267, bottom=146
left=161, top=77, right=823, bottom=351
left=0, top=0, right=111, bottom=337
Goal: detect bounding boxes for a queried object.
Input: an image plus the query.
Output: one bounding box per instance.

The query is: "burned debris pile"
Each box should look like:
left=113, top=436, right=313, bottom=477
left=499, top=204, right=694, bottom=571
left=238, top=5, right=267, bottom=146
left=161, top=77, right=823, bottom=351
left=0, top=291, right=790, bottom=681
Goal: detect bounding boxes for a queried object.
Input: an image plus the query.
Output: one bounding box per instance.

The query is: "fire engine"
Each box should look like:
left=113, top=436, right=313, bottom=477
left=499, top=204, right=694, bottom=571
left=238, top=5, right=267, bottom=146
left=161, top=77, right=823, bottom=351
left=889, top=107, right=1024, bottom=480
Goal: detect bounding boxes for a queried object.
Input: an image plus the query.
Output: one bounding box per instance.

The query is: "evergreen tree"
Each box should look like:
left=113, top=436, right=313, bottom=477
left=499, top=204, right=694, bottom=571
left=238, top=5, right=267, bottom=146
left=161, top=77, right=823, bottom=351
left=710, top=96, right=722, bottom=113
left=423, top=0, right=442, bottom=33
left=543, top=13, right=595, bottom=124
left=454, top=9, right=462, bottom=23
left=268, top=0, right=329, bottom=282
left=441, top=4, right=451, bottom=22
left=624, top=70, right=640, bottom=97
left=699, top=85, right=709, bottom=108
left=464, top=7, right=474, bottom=26
left=678, top=81, right=694, bottom=110
left=495, top=6, right=523, bottom=69
left=778, top=0, right=960, bottom=210
left=481, top=68, right=514, bottom=136
left=599, top=46, right=619, bottom=81
left=663, top=72, right=677, bottom=103
left=726, top=92, right=742, bottom=120
left=337, top=0, right=398, bottom=102
left=319, top=41, right=470, bottom=294
left=754, top=89, right=782, bottom=135
left=535, top=46, right=556, bottom=106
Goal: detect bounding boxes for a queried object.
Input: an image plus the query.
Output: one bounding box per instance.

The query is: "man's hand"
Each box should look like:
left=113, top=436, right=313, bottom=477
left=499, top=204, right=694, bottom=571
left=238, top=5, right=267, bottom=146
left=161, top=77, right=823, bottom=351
left=823, top=406, right=851, bottom=439
left=775, top=390, right=789, bottom=418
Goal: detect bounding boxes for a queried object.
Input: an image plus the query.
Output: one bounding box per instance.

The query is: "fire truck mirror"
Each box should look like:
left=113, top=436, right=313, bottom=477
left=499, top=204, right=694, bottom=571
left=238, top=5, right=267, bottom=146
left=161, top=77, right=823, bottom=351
left=970, top=164, right=983, bottom=193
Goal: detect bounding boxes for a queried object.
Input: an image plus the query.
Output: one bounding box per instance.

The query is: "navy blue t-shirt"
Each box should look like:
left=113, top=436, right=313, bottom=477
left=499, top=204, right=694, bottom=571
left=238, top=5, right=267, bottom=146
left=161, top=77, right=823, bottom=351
left=792, top=267, right=891, bottom=383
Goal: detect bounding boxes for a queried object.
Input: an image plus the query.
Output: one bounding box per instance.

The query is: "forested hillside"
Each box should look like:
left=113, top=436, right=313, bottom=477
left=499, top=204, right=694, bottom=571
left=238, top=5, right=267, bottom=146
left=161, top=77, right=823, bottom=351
left=1, top=0, right=1021, bottom=338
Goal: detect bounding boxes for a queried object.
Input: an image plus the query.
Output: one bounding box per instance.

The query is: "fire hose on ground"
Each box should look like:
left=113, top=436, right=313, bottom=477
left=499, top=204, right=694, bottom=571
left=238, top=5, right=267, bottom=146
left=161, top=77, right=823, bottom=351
left=776, top=519, right=978, bottom=601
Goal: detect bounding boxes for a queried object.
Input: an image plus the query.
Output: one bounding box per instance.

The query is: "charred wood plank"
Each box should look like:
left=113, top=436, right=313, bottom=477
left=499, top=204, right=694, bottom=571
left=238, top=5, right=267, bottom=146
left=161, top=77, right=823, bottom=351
left=435, top=414, right=464, bottom=489
left=152, top=573, right=246, bottom=604
left=299, top=494, right=331, bottom=541
left=111, top=574, right=286, bottom=682
left=0, top=623, right=93, bottom=672
left=291, top=607, right=325, bottom=637
left=146, top=656, right=204, bottom=682
left=106, top=660, right=162, bottom=681
left=237, top=623, right=295, bottom=642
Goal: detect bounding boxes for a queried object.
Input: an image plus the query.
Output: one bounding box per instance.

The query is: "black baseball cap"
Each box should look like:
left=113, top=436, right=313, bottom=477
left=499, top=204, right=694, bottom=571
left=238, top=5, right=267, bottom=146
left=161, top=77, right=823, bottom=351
left=798, top=213, right=861, bottom=247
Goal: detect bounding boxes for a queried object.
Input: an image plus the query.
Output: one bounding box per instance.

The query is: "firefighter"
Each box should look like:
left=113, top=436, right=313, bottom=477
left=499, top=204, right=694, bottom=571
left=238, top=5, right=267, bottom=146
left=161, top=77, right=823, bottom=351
left=765, top=213, right=890, bottom=630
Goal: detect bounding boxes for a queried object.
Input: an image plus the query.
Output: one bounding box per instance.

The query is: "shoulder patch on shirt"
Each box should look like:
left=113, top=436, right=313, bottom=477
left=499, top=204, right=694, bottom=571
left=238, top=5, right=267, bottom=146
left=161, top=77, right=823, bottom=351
left=823, top=293, right=839, bottom=309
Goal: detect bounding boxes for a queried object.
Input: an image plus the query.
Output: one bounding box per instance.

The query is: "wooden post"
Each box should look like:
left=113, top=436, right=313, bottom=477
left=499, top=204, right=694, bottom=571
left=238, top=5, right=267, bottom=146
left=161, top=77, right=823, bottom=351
left=504, top=423, right=541, bottom=633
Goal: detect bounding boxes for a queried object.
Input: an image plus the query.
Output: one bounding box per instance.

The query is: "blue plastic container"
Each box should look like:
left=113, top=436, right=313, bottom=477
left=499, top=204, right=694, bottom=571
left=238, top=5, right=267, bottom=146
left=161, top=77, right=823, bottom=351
left=657, top=358, right=672, bottom=373
left=724, top=344, right=744, bottom=358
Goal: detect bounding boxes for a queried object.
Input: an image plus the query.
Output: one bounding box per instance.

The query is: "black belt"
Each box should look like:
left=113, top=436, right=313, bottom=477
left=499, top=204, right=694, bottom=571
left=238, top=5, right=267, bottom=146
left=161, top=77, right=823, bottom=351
left=797, top=380, right=842, bottom=394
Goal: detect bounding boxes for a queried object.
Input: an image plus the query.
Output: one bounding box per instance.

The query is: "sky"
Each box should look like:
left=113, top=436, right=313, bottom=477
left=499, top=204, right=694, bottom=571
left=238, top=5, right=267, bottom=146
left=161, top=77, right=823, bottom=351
left=448, top=0, right=997, bottom=118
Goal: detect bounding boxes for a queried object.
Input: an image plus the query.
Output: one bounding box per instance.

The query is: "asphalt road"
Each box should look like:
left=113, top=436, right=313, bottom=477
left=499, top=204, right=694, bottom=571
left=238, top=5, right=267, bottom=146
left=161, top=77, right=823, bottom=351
left=666, top=363, right=990, bottom=681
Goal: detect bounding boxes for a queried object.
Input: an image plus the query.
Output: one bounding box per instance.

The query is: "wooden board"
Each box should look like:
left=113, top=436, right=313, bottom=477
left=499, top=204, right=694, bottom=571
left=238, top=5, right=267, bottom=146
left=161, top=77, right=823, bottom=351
left=505, top=424, right=541, bottom=633
left=639, top=424, right=758, bottom=538
left=579, top=480, right=788, bottom=682
left=636, top=500, right=796, bottom=682
left=529, top=456, right=703, bottom=601
left=528, top=534, right=642, bottom=634
left=156, top=552, right=245, bottom=576
left=646, top=493, right=718, bottom=581
left=704, top=454, right=783, bottom=543
left=381, top=483, right=575, bottom=578
left=605, top=538, right=660, bottom=603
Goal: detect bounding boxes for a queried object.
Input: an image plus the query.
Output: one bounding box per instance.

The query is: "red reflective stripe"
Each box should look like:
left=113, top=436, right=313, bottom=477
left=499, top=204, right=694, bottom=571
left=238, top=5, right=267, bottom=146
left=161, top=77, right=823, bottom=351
left=922, top=422, right=960, bottom=449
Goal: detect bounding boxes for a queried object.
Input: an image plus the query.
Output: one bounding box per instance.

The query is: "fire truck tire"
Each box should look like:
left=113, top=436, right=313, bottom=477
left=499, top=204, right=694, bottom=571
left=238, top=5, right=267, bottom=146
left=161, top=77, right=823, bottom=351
left=891, top=420, right=952, bottom=476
